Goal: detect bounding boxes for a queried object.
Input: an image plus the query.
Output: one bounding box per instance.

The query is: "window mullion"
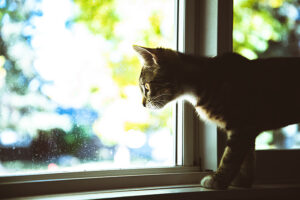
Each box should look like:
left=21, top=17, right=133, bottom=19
left=176, top=0, right=220, bottom=168
left=182, top=0, right=220, bottom=171
left=176, top=0, right=197, bottom=167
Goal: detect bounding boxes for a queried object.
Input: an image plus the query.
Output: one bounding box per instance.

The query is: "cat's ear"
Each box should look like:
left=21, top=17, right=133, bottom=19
left=133, top=45, right=158, bottom=66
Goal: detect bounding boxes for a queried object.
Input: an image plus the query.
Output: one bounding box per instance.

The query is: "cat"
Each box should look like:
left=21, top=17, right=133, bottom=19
left=133, top=45, right=300, bottom=189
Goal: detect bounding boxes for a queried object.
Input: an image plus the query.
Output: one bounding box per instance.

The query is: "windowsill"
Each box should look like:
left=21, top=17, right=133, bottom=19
left=2, top=168, right=300, bottom=199
left=10, top=183, right=300, bottom=200
left=0, top=169, right=207, bottom=199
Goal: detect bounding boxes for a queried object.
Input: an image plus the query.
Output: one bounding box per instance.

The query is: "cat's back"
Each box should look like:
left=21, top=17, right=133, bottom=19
left=246, top=56, right=300, bottom=92
left=251, top=56, right=300, bottom=79
left=214, top=54, right=300, bottom=89
left=218, top=55, right=300, bottom=131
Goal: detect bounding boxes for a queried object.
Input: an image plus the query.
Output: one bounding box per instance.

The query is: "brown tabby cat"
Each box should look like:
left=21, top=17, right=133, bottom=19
left=133, top=45, right=300, bottom=189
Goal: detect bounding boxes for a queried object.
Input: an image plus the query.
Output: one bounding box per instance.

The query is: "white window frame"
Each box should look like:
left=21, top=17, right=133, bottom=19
left=0, top=0, right=220, bottom=198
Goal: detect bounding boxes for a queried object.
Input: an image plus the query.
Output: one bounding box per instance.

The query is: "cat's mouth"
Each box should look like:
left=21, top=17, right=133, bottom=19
left=143, top=93, right=173, bottom=109
left=146, top=102, right=165, bottom=109
left=146, top=99, right=169, bottom=109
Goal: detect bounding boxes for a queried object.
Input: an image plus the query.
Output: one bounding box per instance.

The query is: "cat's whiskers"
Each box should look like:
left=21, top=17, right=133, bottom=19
left=151, top=93, right=172, bottom=101
left=152, top=99, right=165, bottom=105
left=150, top=99, right=167, bottom=108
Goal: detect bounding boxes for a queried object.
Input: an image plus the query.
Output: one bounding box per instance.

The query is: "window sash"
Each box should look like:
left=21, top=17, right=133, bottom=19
left=178, top=0, right=219, bottom=170
left=0, top=1, right=218, bottom=198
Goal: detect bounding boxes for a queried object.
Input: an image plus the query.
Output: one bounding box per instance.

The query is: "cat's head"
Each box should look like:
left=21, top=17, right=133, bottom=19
left=133, top=45, right=181, bottom=109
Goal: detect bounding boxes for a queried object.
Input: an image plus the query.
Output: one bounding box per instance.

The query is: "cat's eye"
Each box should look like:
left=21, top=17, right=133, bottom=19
left=145, top=83, right=150, bottom=91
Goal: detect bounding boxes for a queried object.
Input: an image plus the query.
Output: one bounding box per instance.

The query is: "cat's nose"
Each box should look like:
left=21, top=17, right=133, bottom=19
left=142, top=98, right=146, bottom=107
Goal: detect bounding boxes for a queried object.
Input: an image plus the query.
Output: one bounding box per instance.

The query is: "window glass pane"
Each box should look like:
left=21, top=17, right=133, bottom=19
left=233, top=0, right=300, bottom=149
left=0, top=0, right=176, bottom=175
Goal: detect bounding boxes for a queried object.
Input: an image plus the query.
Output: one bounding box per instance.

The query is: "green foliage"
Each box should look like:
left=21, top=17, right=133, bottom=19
left=0, top=1, right=38, bottom=95
left=108, top=11, right=165, bottom=98
left=90, top=86, right=100, bottom=93
left=63, top=125, right=95, bottom=154
left=149, top=107, right=173, bottom=133
left=73, top=0, right=119, bottom=40
left=124, top=121, right=149, bottom=132
left=149, top=12, right=162, bottom=36
left=110, top=56, right=140, bottom=89
left=142, top=12, right=164, bottom=47
left=233, top=0, right=289, bottom=59
left=0, top=0, right=46, bottom=136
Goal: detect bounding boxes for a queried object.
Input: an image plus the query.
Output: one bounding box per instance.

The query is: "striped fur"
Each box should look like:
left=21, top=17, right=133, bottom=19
left=134, top=45, right=300, bottom=189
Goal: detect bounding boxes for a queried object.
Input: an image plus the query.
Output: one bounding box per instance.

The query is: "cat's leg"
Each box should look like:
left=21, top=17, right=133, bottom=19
left=200, top=129, right=256, bottom=189
left=230, top=140, right=255, bottom=188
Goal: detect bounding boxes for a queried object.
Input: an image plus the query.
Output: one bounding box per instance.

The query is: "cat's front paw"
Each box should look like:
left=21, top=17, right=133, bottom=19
left=200, top=175, right=228, bottom=190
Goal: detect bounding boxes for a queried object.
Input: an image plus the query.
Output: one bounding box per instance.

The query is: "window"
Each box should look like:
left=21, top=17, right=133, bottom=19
left=0, top=0, right=218, bottom=198
left=0, top=0, right=177, bottom=175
